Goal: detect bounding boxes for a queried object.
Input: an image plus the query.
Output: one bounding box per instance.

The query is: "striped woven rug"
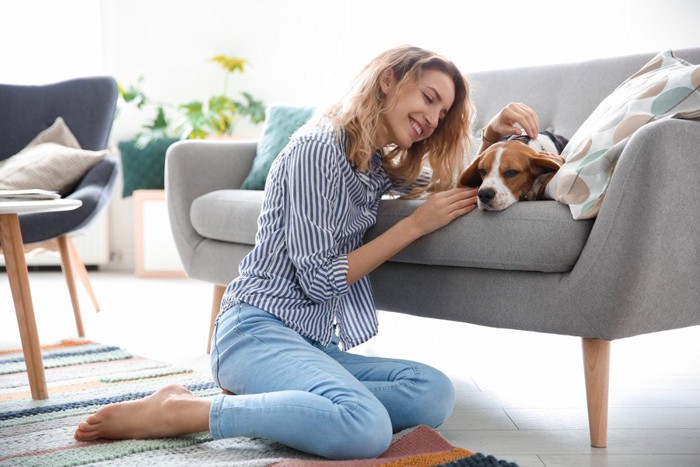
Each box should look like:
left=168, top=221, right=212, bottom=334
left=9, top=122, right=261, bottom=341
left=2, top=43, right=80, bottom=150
left=0, top=340, right=518, bottom=467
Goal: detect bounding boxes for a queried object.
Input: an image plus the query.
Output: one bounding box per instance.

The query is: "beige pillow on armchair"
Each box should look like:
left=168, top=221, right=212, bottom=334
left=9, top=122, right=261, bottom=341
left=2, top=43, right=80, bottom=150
left=0, top=117, right=108, bottom=193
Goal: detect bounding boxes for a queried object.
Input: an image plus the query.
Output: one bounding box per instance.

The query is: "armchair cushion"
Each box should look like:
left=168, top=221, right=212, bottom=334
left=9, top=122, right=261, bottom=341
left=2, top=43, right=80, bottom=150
left=548, top=49, right=700, bottom=219
left=191, top=189, right=264, bottom=245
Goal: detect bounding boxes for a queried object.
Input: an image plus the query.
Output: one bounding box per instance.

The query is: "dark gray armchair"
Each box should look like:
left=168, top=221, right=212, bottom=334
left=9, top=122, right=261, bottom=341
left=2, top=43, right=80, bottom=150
left=0, top=76, right=119, bottom=337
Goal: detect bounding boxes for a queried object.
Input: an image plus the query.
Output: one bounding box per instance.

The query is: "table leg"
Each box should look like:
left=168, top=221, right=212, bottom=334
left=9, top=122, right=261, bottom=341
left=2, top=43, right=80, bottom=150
left=0, top=214, right=48, bottom=400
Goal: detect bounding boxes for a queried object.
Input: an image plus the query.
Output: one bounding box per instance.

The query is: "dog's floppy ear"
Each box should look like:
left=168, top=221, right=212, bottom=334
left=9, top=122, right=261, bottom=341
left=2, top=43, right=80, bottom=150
left=529, top=152, right=565, bottom=175
left=459, top=154, right=484, bottom=187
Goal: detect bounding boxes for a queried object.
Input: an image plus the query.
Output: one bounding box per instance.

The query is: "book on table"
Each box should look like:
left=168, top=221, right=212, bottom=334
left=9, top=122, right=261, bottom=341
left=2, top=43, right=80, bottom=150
left=0, top=189, right=61, bottom=200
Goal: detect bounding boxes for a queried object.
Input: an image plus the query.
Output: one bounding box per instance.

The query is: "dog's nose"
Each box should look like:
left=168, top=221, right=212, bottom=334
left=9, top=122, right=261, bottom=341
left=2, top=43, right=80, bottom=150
left=478, top=188, right=495, bottom=204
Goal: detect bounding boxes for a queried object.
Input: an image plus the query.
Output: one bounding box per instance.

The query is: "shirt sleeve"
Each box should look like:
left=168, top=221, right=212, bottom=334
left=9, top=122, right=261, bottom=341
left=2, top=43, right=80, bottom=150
left=284, top=138, right=350, bottom=303
left=389, top=165, right=433, bottom=197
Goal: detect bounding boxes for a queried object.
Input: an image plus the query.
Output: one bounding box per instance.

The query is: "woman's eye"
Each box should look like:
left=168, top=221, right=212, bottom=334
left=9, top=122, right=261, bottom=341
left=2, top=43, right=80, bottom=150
left=504, top=170, right=519, bottom=178
left=423, top=93, right=433, bottom=104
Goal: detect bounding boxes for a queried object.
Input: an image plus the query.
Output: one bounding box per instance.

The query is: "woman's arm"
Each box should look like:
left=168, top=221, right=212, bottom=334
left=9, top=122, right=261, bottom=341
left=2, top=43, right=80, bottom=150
left=346, top=187, right=477, bottom=285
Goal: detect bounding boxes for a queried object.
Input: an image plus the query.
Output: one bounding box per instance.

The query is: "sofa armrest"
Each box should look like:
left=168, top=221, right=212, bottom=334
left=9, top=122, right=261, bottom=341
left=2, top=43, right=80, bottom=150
left=165, top=139, right=258, bottom=274
left=569, top=118, right=700, bottom=338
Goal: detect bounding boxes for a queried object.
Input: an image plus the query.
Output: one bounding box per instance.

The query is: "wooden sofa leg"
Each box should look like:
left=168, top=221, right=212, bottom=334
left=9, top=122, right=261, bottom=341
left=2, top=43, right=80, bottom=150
left=582, top=337, right=610, bottom=448
left=208, top=285, right=226, bottom=354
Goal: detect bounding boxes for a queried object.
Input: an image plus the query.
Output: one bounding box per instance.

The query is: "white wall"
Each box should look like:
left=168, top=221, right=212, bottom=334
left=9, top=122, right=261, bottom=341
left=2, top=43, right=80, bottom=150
left=2, top=0, right=699, bottom=270
left=0, top=0, right=103, bottom=84
left=100, top=0, right=700, bottom=142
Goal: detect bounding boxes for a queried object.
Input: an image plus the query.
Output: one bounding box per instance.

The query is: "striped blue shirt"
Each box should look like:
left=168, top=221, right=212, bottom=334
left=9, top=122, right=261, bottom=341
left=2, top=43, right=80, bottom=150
left=221, top=123, right=422, bottom=349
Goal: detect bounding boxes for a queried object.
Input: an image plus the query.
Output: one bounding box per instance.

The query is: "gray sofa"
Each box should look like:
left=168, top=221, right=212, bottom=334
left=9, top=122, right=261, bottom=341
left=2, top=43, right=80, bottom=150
left=166, top=48, right=700, bottom=448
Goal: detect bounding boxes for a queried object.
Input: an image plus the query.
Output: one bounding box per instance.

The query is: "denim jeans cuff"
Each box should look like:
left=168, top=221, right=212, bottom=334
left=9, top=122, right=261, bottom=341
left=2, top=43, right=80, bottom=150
left=209, top=394, right=226, bottom=439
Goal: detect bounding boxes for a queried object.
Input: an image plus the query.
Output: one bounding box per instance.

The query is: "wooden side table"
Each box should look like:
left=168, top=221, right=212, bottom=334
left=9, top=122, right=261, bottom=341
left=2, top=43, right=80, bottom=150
left=0, top=199, right=81, bottom=400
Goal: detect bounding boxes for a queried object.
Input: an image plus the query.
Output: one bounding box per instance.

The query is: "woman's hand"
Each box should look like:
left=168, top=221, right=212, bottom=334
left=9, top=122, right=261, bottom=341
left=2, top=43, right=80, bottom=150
left=482, top=102, right=540, bottom=145
left=346, top=187, right=477, bottom=285
left=406, top=187, right=478, bottom=237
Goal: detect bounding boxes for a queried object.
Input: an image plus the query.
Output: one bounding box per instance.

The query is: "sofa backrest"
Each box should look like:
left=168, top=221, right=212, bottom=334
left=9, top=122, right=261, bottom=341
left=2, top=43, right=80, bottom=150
left=467, top=47, right=700, bottom=147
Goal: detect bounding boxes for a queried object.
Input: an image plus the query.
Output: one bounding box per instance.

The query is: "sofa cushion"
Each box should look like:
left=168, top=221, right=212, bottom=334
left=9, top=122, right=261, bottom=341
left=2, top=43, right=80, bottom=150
left=367, top=199, right=594, bottom=273
left=119, top=137, right=180, bottom=198
left=192, top=189, right=593, bottom=273
left=548, top=49, right=700, bottom=219
left=191, top=189, right=265, bottom=245
left=241, top=105, right=315, bottom=190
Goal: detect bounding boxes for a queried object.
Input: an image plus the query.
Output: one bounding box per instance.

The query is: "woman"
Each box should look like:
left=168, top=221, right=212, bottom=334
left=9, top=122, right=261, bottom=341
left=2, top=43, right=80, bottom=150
left=74, top=45, right=540, bottom=459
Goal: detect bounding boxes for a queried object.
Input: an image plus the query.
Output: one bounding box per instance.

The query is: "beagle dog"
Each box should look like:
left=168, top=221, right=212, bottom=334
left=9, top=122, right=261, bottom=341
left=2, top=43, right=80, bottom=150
left=459, top=133, right=567, bottom=211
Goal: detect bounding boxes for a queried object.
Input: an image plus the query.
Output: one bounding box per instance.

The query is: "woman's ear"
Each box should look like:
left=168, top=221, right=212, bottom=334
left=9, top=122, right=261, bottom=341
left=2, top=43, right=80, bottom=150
left=379, top=68, right=395, bottom=95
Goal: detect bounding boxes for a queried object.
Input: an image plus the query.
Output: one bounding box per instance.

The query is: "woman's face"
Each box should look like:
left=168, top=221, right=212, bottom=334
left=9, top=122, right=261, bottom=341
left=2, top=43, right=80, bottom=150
left=377, top=68, right=455, bottom=150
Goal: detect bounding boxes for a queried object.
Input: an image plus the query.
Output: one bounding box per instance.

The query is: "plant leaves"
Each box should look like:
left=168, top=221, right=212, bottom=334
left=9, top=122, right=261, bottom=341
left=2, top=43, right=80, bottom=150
left=117, top=57, right=266, bottom=140
left=207, top=95, right=237, bottom=134
left=179, top=101, right=209, bottom=139
left=234, top=92, right=266, bottom=124
left=146, top=107, right=170, bottom=131
left=118, top=77, right=148, bottom=108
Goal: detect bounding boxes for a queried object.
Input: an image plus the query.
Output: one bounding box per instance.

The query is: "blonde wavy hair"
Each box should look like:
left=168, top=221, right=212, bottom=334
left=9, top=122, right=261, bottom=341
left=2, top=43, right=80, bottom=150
left=324, top=45, right=474, bottom=196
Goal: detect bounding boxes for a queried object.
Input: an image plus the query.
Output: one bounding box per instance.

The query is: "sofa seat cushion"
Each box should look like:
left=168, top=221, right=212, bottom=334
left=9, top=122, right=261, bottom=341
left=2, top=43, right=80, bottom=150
left=191, top=189, right=265, bottom=245
left=192, top=190, right=593, bottom=273
left=366, top=199, right=594, bottom=273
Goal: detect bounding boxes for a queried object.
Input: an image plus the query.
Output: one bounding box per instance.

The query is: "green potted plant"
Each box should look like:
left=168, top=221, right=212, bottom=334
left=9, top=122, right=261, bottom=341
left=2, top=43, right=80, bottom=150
left=178, top=55, right=265, bottom=139
left=117, top=55, right=265, bottom=197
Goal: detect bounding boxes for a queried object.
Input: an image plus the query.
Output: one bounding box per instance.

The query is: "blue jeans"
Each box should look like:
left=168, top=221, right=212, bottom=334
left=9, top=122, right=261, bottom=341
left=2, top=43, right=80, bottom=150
left=209, top=303, right=455, bottom=459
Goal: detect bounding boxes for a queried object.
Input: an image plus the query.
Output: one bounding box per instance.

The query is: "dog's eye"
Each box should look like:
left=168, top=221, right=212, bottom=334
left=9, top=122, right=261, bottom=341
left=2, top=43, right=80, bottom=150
left=478, top=168, right=486, bottom=176
left=504, top=170, right=519, bottom=178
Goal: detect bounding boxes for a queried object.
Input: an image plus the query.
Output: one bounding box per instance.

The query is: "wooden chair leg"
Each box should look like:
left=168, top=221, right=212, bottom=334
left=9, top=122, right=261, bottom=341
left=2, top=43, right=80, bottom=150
left=57, top=236, right=85, bottom=337
left=208, top=284, right=226, bottom=354
left=65, top=236, right=100, bottom=311
left=582, top=337, right=610, bottom=448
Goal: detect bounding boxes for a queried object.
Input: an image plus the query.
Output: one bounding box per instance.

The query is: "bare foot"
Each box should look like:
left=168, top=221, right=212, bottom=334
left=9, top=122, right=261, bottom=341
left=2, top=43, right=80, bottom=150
left=74, top=384, right=211, bottom=441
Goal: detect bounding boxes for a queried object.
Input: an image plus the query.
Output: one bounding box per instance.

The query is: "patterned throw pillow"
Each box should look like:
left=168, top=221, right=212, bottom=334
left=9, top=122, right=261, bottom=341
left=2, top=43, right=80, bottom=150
left=546, top=50, right=700, bottom=219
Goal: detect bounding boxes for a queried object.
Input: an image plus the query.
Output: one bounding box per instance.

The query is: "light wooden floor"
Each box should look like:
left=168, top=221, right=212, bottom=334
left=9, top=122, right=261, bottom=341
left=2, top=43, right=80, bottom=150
left=1, top=270, right=699, bottom=467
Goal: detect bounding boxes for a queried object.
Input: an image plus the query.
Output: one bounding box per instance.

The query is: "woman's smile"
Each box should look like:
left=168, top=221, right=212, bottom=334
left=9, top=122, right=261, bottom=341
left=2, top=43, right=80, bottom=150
left=410, top=117, right=424, bottom=139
